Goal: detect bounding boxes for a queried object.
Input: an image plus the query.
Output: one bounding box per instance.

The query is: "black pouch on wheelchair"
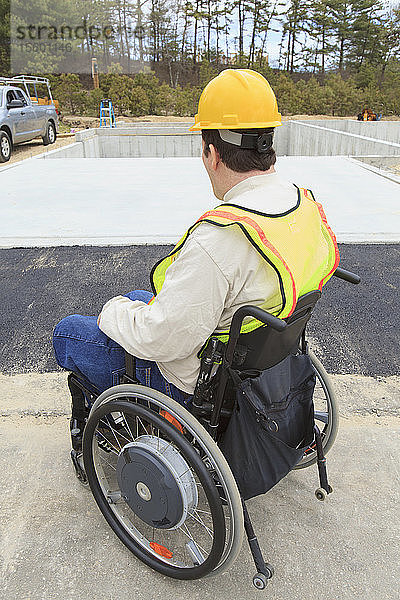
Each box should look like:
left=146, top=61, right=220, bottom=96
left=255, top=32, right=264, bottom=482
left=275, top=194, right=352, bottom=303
left=220, top=353, right=316, bottom=501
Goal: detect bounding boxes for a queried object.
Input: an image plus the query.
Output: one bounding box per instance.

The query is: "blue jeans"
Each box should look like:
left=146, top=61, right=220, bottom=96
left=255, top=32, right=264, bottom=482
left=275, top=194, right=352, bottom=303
left=53, top=290, right=192, bottom=407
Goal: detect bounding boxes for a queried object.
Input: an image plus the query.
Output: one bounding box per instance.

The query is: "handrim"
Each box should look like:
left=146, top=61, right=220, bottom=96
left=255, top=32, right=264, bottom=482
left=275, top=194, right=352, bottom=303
left=86, top=385, right=244, bottom=577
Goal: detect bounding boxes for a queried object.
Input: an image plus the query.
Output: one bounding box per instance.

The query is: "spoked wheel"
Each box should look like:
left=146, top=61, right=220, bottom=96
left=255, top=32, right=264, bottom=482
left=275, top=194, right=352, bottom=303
left=83, top=385, right=244, bottom=580
left=294, top=350, right=339, bottom=469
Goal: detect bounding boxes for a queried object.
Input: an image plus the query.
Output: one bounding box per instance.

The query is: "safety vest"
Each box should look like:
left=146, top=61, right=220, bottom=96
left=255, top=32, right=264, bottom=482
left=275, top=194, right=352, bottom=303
left=150, top=187, right=340, bottom=338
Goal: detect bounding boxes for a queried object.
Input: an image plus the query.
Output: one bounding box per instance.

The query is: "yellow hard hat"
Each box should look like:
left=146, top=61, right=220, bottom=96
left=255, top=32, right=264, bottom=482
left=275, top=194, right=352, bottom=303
left=189, top=68, right=282, bottom=131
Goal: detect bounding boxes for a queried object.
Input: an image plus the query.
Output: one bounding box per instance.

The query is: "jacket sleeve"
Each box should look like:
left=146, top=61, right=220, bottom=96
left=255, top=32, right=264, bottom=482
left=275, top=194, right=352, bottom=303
left=98, top=235, right=230, bottom=362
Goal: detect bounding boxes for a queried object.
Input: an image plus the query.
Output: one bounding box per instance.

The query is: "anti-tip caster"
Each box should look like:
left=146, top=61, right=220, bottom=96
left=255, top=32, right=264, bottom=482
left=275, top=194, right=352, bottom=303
left=253, top=573, right=268, bottom=590
left=315, top=485, right=333, bottom=501
left=253, top=564, right=274, bottom=590
left=264, top=562, right=274, bottom=578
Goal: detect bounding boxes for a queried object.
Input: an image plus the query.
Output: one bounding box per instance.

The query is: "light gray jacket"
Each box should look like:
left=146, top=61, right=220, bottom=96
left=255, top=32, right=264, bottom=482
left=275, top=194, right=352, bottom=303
left=98, top=172, right=298, bottom=393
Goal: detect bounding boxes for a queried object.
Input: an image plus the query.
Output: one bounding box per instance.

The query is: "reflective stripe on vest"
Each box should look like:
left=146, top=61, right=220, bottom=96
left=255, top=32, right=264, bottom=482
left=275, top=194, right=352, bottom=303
left=150, top=187, right=340, bottom=338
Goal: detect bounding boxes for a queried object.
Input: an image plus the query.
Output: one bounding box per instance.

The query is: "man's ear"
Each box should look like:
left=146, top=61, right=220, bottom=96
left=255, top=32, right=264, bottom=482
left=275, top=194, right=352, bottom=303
left=209, top=143, right=220, bottom=171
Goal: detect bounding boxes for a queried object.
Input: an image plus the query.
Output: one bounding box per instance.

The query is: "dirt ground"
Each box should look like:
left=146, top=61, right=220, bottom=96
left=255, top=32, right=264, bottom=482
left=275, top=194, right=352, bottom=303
left=61, top=113, right=400, bottom=129
left=387, top=163, right=400, bottom=175
left=5, top=135, right=76, bottom=166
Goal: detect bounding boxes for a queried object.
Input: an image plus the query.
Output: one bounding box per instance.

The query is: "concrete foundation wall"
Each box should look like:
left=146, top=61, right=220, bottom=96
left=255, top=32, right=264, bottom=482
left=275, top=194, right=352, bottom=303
left=39, top=121, right=400, bottom=160
left=300, top=120, right=400, bottom=144
left=287, top=121, right=400, bottom=156
left=41, top=142, right=85, bottom=159
left=98, top=132, right=202, bottom=157
left=116, top=121, right=193, bottom=130
left=81, top=135, right=100, bottom=158
left=274, top=125, right=289, bottom=155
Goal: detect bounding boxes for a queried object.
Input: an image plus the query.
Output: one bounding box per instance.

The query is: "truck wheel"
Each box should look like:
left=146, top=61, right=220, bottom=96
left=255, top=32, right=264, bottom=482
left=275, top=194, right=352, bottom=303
left=43, top=122, right=57, bottom=146
left=0, top=131, right=12, bottom=162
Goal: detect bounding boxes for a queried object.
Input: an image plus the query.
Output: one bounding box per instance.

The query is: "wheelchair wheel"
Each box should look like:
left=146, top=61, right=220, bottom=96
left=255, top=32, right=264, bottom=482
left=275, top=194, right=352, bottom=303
left=83, top=384, right=244, bottom=580
left=294, top=350, right=339, bottom=469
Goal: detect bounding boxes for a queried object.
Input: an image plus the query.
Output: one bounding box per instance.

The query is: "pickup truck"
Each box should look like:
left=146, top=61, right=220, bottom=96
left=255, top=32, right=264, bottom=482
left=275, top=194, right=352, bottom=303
left=0, top=76, right=59, bottom=163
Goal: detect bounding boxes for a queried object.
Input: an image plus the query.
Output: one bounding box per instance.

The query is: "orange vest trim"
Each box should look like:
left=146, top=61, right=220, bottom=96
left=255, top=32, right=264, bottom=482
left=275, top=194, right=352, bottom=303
left=198, top=208, right=298, bottom=317
left=307, top=189, right=340, bottom=289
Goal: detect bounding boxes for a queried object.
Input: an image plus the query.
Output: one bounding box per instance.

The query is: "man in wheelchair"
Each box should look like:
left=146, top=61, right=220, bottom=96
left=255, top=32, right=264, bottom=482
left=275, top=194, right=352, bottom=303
left=52, top=69, right=344, bottom=588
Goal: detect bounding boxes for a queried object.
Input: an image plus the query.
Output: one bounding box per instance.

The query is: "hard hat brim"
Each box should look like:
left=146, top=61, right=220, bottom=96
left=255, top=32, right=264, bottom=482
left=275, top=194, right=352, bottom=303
left=189, top=120, right=282, bottom=132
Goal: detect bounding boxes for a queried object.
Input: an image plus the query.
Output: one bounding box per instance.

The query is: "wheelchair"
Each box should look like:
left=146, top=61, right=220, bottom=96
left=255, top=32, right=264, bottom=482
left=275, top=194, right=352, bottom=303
left=68, top=267, right=360, bottom=590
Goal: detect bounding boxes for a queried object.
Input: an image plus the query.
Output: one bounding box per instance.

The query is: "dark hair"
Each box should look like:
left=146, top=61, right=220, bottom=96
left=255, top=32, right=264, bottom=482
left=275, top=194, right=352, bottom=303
left=202, top=129, right=276, bottom=173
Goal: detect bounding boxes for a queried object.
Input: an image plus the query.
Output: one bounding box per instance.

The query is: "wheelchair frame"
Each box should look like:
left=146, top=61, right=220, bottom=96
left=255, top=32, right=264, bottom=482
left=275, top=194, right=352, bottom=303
left=68, top=267, right=360, bottom=589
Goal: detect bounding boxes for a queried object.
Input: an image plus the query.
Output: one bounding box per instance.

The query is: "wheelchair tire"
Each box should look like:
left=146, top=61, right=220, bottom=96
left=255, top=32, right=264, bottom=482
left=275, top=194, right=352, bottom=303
left=294, top=350, right=339, bottom=470
left=84, top=385, right=244, bottom=580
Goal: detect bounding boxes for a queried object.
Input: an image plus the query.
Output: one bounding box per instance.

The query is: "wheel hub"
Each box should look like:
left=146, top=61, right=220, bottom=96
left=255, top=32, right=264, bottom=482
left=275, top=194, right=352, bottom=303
left=1, top=137, right=10, bottom=156
left=136, top=481, right=151, bottom=501
left=117, top=435, right=198, bottom=530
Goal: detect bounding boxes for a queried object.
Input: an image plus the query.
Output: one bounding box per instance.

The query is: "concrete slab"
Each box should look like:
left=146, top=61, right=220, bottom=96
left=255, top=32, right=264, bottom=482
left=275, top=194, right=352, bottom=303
left=1, top=156, right=399, bottom=247
left=0, top=372, right=399, bottom=600
left=276, top=156, right=400, bottom=243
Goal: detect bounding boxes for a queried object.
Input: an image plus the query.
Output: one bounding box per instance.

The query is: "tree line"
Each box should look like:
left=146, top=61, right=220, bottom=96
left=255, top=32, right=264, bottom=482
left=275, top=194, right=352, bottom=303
left=48, top=64, right=400, bottom=118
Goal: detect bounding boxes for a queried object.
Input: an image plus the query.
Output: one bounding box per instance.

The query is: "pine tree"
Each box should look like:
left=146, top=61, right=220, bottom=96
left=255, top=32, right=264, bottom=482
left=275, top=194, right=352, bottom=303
left=327, top=0, right=353, bottom=73
left=280, top=0, right=310, bottom=73
left=346, top=0, right=386, bottom=71
left=304, top=0, right=335, bottom=73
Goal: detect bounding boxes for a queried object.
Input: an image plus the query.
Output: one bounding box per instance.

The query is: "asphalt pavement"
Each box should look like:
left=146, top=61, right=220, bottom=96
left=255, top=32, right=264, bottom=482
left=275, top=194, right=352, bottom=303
left=0, top=243, right=398, bottom=377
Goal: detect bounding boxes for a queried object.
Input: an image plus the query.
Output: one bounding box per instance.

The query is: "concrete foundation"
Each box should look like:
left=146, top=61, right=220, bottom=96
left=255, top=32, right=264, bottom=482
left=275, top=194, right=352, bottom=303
left=31, top=121, right=400, bottom=160
left=299, top=119, right=400, bottom=144
left=287, top=121, right=400, bottom=156
left=1, top=120, right=399, bottom=247
left=40, top=128, right=203, bottom=159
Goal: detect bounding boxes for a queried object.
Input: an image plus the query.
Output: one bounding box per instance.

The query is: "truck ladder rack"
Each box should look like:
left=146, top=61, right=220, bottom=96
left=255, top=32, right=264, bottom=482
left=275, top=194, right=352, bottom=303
left=0, top=76, right=54, bottom=104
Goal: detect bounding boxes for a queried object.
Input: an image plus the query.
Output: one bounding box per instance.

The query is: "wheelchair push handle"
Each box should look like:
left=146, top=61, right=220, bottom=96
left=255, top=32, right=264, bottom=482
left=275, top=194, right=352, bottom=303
left=230, top=305, right=286, bottom=336
left=333, top=267, right=361, bottom=284
left=226, top=305, right=286, bottom=365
